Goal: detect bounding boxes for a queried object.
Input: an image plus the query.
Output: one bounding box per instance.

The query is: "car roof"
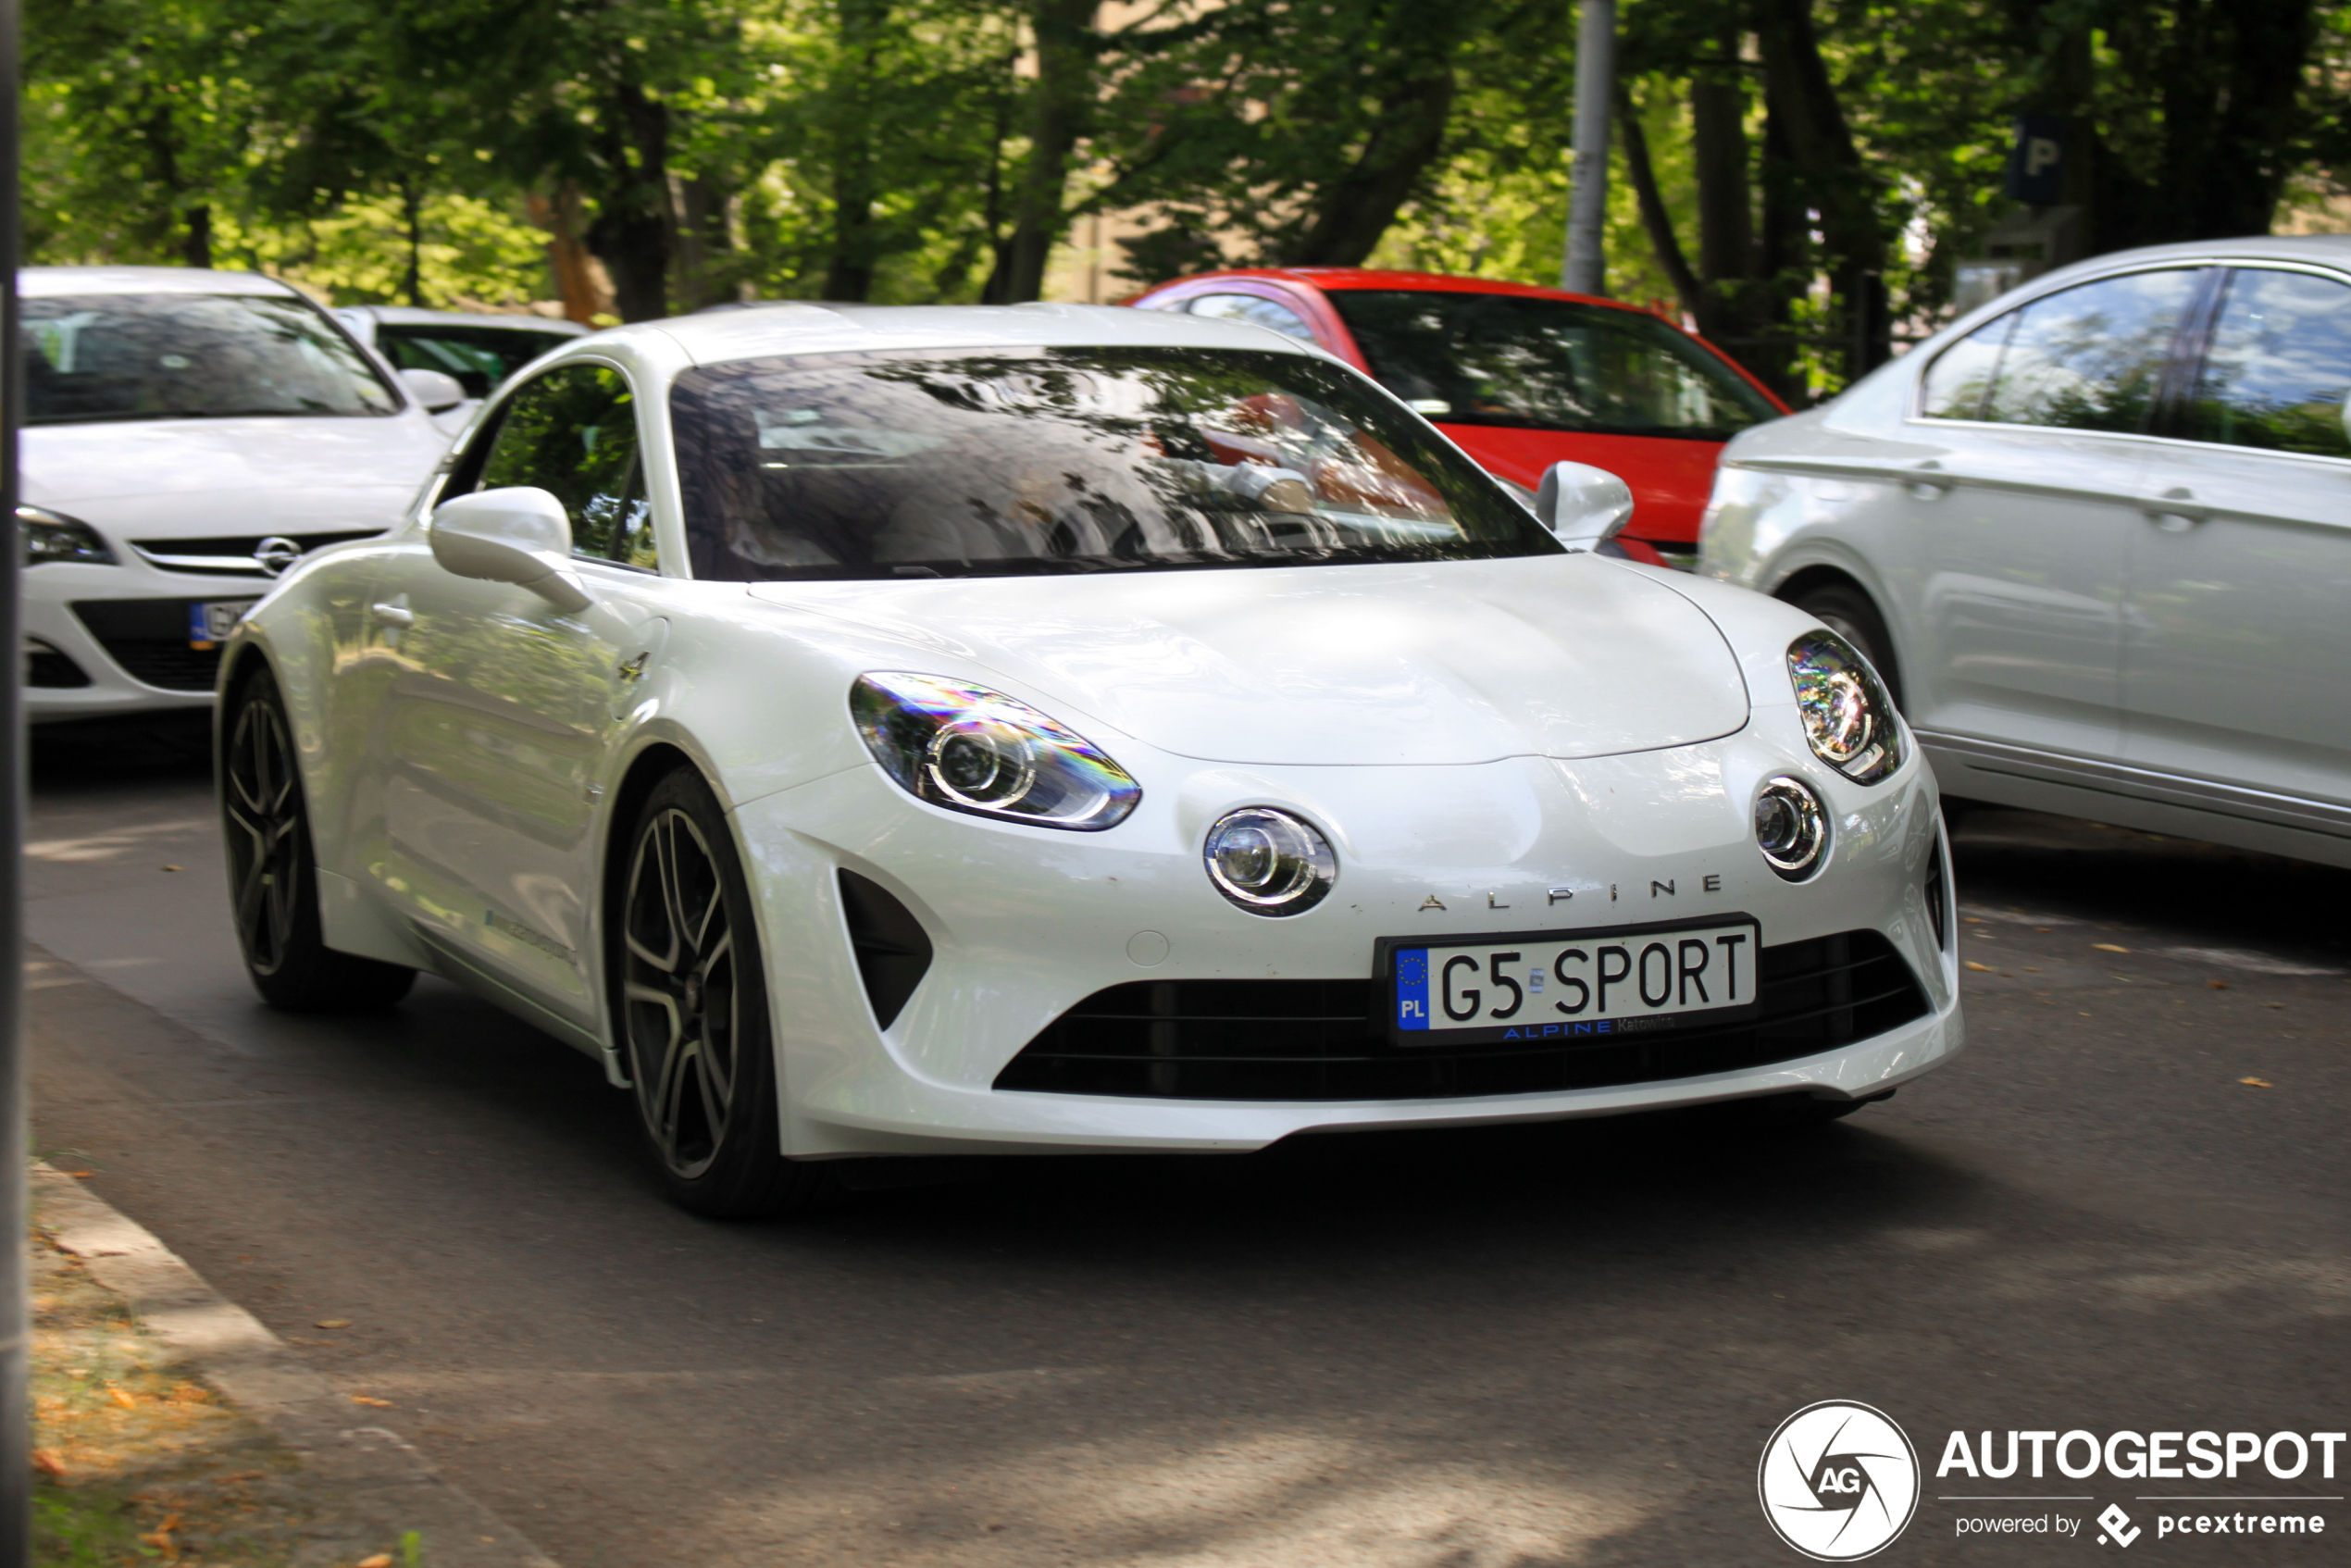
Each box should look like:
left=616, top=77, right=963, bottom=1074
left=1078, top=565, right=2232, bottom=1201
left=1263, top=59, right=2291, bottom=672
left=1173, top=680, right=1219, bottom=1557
left=343, top=305, right=591, bottom=334
left=621, top=300, right=1329, bottom=368
left=19, top=266, right=306, bottom=300
left=2032, top=233, right=2351, bottom=274
left=1143, top=267, right=1661, bottom=317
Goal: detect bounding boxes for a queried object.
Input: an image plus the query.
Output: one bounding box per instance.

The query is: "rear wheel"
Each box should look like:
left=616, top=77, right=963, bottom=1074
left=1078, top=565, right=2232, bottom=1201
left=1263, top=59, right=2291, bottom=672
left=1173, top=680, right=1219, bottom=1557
left=1789, top=581, right=1903, bottom=710
left=221, top=668, right=416, bottom=1012
left=616, top=768, right=840, bottom=1219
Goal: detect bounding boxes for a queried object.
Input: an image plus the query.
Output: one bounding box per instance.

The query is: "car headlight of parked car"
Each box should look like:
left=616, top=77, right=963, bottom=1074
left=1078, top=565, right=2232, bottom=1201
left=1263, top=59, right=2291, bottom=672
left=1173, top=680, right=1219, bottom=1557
left=1203, top=807, right=1337, bottom=916
left=1786, top=629, right=1901, bottom=784
left=852, top=671, right=1142, bottom=830
left=18, top=504, right=116, bottom=566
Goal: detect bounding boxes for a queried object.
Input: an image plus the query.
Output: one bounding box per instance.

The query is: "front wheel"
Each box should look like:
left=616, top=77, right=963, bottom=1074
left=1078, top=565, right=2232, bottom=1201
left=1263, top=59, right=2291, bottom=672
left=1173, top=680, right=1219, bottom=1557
left=221, top=668, right=416, bottom=1012
left=615, top=767, right=840, bottom=1219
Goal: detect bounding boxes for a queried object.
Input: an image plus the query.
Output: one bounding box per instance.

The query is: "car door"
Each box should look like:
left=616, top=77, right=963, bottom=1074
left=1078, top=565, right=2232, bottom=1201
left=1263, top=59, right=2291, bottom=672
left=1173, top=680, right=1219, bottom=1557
left=1898, top=266, right=2206, bottom=765
left=370, top=360, right=668, bottom=1026
left=2121, top=262, right=2351, bottom=828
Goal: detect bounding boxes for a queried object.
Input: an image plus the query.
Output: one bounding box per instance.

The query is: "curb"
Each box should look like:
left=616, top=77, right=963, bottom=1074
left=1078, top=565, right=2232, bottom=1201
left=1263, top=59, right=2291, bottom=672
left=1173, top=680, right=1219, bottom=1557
left=34, top=1162, right=561, bottom=1568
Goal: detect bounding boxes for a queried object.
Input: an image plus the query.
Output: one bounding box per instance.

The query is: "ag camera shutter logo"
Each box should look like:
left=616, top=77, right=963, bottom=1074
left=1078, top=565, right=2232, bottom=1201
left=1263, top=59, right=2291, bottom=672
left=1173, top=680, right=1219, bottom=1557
left=1759, top=1400, right=1922, bottom=1561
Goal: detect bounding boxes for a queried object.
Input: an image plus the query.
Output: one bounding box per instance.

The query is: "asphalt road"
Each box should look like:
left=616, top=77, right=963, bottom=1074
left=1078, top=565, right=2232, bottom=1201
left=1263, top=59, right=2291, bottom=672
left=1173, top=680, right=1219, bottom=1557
left=26, top=717, right=2351, bottom=1567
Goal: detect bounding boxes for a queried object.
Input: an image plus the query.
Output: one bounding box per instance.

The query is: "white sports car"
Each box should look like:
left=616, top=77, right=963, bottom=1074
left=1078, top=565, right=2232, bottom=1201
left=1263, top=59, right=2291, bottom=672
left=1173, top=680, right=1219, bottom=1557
left=218, top=303, right=1961, bottom=1216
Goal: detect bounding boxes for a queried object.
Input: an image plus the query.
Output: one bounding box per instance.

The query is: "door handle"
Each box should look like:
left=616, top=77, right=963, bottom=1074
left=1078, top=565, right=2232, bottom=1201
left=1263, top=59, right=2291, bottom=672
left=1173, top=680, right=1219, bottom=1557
left=2143, top=487, right=2210, bottom=532
left=1906, top=461, right=1955, bottom=500
left=369, top=602, right=415, bottom=627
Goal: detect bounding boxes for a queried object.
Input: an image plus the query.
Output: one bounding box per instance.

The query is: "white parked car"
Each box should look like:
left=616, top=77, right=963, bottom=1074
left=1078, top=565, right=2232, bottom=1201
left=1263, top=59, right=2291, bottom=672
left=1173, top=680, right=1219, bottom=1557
left=333, top=305, right=589, bottom=428
left=20, top=267, right=460, bottom=720
left=218, top=303, right=1960, bottom=1215
left=1702, top=236, right=2351, bottom=869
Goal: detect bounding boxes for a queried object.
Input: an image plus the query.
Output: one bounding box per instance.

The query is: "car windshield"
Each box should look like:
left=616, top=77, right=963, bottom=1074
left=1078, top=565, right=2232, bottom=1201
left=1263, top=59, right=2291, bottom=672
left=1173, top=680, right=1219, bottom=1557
left=22, top=292, right=401, bottom=425
left=670, top=345, right=1553, bottom=581
left=377, top=323, right=577, bottom=399
left=1326, top=290, right=1778, bottom=440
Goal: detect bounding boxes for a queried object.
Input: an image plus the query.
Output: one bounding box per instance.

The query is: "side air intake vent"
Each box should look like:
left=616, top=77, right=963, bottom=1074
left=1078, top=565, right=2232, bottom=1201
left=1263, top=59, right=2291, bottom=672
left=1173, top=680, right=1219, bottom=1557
left=838, top=870, right=933, bottom=1030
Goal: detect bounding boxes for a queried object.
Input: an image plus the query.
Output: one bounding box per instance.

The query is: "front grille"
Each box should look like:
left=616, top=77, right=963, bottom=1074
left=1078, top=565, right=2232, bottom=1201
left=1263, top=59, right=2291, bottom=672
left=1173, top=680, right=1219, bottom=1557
left=128, top=528, right=381, bottom=578
left=994, top=929, right=1931, bottom=1101
left=70, top=600, right=228, bottom=692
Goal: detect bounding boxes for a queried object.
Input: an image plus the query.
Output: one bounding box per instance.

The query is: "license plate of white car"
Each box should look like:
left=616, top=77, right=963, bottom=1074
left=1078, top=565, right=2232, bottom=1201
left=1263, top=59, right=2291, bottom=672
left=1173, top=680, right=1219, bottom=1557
left=187, top=599, right=258, bottom=649
left=1381, top=916, right=1762, bottom=1046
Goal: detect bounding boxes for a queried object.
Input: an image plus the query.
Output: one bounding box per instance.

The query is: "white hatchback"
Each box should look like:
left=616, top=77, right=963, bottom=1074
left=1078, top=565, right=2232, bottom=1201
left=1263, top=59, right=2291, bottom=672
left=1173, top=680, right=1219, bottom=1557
left=1701, top=235, right=2351, bottom=869
left=19, top=267, right=455, bottom=721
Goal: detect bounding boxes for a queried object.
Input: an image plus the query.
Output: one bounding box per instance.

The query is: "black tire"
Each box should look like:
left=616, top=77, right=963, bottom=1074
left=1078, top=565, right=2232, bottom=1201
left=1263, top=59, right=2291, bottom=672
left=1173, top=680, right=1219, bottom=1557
left=1789, top=581, right=1904, bottom=711
left=221, top=668, right=417, bottom=1012
left=613, top=767, right=841, bottom=1219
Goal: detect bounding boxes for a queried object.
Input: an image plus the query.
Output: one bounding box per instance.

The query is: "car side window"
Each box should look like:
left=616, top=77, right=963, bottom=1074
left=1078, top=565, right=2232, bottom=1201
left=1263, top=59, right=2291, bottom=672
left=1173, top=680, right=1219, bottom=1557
left=1186, top=292, right=1320, bottom=343
left=2181, top=268, right=2351, bottom=460
left=1921, top=268, right=2200, bottom=432
left=470, top=363, right=658, bottom=569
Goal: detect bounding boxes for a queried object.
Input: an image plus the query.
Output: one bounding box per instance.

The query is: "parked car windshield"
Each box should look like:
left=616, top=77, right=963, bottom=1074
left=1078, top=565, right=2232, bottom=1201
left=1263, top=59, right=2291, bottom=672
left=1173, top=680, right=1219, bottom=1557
left=670, top=345, right=1554, bottom=581
left=1326, top=290, right=1778, bottom=441
left=23, top=292, right=401, bottom=425
left=375, top=322, right=578, bottom=399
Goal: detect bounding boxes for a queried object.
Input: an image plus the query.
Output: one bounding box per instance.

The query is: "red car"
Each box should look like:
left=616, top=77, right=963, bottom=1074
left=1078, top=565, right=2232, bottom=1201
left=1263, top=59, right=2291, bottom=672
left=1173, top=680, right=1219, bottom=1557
left=1125, top=268, right=1788, bottom=569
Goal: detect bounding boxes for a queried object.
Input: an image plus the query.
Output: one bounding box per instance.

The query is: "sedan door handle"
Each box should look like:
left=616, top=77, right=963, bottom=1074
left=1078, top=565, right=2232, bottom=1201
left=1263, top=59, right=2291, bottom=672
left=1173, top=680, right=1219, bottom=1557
left=2143, top=487, right=2210, bottom=531
left=370, top=602, right=416, bottom=627
left=1905, top=460, right=1955, bottom=500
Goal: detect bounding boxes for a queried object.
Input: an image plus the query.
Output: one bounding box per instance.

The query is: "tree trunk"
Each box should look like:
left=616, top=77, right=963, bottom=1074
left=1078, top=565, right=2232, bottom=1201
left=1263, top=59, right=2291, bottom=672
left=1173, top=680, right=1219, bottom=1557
left=824, top=0, right=889, bottom=301
left=1282, top=4, right=1464, bottom=268
left=1688, top=31, right=1751, bottom=325
left=586, top=81, right=674, bottom=322
left=669, top=174, right=731, bottom=311
left=1615, top=82, right=1707, bottom=328
left=531, top=185, right=610, bottom=325
left=984, top=0, right=1096, bottom=305
left=1749, top=83, right=1806, bottom=401
left=181, top=205, right=212, bottom=271
left=399, top=180, right=426, bottom=308
left=1753, top=0, right=1887, bottom=378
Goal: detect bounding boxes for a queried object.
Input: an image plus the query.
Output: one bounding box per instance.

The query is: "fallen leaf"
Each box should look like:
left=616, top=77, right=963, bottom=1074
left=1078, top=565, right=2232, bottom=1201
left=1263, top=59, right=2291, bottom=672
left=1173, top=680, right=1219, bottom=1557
left=157, top=1513, right=182, bottom=1533
left=108, top=1386, right=139, bottom=1409
left=137, top=1530, right=172, bottom=1549
left=2094, top=942, right=2129, bottom=952
left=2209, top=980, right=2230, bottom=989
left=30, top=1449, right=66, bottom=1478
left=314, top=1319, right=352, bottom=1329
left=350, top=1394, right=394, bottom=1408
left=358, top=1554, right=395, bottom=1568
left=161, top=865, right=182, bottom=873
left=2240, top=1077, right=2273, bottom=1089
left=58, top=1171, right=93, bottom=1179
left=1964, top=961, right=1994, bottom=973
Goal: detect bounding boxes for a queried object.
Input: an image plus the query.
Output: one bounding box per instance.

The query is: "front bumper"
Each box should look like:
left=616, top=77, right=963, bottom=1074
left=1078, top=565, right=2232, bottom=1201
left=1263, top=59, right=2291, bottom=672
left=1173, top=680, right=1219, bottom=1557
left=21, top=561, right=277, bottom=721
left=731, top=703, right=1961, bottom=1158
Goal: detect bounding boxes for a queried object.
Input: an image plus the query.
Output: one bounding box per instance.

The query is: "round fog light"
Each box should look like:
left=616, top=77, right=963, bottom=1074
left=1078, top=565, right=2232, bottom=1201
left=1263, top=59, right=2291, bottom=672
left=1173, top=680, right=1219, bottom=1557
left=1754, top=777, right=1828, bottom=880
left=1204, top=808, right=1337, bottom=916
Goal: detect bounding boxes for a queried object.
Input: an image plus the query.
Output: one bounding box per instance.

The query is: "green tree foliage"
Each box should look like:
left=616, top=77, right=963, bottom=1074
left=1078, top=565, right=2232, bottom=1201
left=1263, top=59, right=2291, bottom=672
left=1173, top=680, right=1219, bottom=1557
left=23, top=0, right=2351, bottom=372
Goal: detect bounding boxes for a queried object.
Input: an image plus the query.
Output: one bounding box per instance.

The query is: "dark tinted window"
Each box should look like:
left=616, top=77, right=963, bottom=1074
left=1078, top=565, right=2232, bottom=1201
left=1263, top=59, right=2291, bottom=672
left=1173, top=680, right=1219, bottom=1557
left=378, top=323, right=577, bottom=398
left=1186, top=293, right=1319, bottom=343
left=22, top=292, right=399, bottom=425
left=2182, top=268, right=2351, bottom=459
left=1940, top=268, right=2200, bottom=432
left=471, top=364, right=656, bottom=568
left=1325, top=289, right=1778, bottom=438
left=670, top=345, right=1549, bottom=582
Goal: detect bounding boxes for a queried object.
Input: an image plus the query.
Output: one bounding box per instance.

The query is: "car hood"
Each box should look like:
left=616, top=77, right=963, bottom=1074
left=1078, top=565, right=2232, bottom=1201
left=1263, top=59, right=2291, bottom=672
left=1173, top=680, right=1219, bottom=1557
left=752, top=554, right=1749, bottom=766
left=20, top=414, right=445, bottom=536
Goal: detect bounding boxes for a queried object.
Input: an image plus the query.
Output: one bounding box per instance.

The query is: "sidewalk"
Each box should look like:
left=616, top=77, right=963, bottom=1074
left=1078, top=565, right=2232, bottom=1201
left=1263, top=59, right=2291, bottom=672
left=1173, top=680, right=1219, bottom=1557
left=31, top=1164, right=556, bottom=1567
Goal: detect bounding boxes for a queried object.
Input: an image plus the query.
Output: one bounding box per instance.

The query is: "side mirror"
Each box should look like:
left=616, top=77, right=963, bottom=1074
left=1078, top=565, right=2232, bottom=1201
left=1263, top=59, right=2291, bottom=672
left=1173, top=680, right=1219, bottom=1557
left=1535, top=460, right=1636, bottom=553
left=398, top=367, right=467, bottom=414
left=429, top=488, right=592, bottom=613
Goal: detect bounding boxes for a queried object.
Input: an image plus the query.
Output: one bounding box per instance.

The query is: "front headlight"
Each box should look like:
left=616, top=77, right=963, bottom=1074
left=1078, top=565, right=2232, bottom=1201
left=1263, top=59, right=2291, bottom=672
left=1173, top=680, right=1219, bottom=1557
left=1786, top=629, right=1902, bottom=784
left=19, top=505, right=117, bottom=566
left=851, top=671, right=1141, bottom=831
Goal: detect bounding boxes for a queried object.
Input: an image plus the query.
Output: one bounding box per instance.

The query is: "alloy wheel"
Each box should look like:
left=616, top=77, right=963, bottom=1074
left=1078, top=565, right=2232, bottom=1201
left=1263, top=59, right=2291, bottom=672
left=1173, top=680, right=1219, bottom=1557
left=223, top=692, right=305, bottom=975
left=622, top=808, right=741, bottom=1179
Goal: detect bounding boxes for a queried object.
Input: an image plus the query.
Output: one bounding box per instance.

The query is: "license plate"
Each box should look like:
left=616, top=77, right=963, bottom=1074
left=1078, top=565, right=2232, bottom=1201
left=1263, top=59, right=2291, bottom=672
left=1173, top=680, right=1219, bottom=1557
left=1381, top=916, right=1762, bottom=1046
left=187, top=599, right=257, bottom=649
